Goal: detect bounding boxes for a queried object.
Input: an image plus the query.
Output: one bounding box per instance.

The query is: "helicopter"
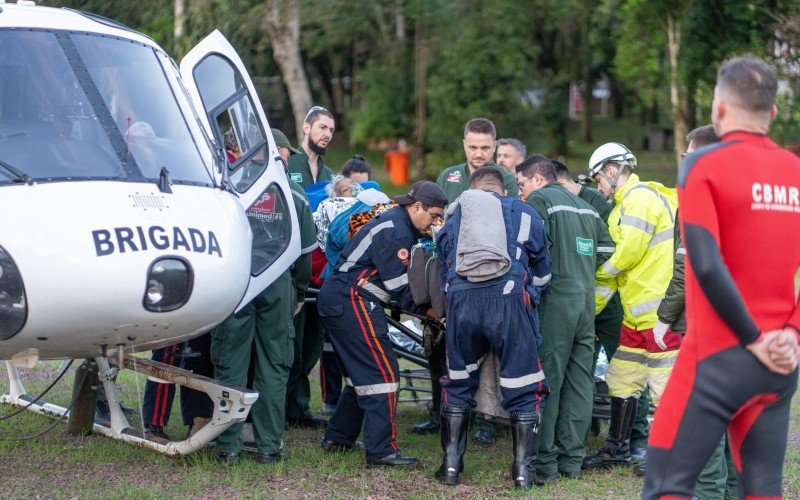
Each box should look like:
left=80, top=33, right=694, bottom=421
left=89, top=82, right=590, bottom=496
left=0, top=2, right=300, bottom=455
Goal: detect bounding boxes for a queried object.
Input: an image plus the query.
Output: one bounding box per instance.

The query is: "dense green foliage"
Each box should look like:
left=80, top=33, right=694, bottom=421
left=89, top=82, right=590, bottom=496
left=40, top=0, right=800, bottom=175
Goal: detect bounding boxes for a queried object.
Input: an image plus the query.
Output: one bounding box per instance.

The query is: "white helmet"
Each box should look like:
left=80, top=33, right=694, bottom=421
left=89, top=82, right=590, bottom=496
left=587, top=142, right=637, bottom=178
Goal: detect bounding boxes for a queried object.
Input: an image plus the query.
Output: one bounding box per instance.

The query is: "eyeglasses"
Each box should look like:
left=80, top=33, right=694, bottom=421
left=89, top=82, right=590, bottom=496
left=304, top=105, right=329, bottom=123
left=517, top=176, right=535, bottom=189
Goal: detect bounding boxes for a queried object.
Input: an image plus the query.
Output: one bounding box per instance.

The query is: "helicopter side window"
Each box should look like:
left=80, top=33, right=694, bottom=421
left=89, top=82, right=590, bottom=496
left=193, top=54, right=269, bottom=193
left=245, top=183, right=292, bottom=276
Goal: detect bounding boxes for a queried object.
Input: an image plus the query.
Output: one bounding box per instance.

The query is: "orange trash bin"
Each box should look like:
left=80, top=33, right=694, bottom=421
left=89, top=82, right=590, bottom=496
left=385, top=151, right=409, bottom=186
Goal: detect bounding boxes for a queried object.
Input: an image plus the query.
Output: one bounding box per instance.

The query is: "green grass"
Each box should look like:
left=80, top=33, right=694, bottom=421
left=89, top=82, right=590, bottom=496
left=2, top=361, right=800, bottom=498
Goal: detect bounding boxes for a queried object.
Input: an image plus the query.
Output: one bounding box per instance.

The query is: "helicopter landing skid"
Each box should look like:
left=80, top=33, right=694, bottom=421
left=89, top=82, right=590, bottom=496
left=1, top=355, right=258, bottom=456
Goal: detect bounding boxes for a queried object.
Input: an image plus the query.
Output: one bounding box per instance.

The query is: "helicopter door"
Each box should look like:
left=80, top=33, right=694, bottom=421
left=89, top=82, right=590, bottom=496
left=180, top=30, right=300, bottom=312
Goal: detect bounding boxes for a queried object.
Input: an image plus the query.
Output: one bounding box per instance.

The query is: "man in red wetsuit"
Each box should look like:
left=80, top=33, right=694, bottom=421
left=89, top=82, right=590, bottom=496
left=643, top=56, right=800, bottom=499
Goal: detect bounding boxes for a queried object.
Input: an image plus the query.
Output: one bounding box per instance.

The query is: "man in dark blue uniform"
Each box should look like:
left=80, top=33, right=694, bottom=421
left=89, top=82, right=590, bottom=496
left=318, top=181, right=446, bottom=467
left=434, top=167, right=552, bottom=489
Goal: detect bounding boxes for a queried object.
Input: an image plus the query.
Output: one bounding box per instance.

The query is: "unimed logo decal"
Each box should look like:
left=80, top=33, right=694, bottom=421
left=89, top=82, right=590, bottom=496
left=751, top=183, right=800, bottom=214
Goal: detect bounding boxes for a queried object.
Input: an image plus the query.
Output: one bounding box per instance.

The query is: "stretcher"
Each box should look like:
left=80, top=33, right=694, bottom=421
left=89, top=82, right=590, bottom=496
left=306, top=287, right=614, bottom=431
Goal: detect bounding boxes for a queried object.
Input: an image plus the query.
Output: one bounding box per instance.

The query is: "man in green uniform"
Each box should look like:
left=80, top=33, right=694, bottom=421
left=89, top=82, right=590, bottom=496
left=553, top=161, right=650, bottom=459
left=285, top=108, right=335, bottom=428
left=436, top=118, right=519, bottom=202
left=411, top=118, right=516, bottom=443
left=212, top=146, right=317, bottom=465
left=286, top=106, right=335, bottom=188
left=516, top=155, right=615, bottom=483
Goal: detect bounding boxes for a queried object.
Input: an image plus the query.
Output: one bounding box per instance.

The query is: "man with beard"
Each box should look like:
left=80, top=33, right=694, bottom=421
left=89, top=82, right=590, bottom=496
left=285, top=106, right=336, bottom=428
left=287, top=106, right=335, bottom=188
left=436, top=118, right=518, bottom=204
left=496, top=138, right=527, bottom=174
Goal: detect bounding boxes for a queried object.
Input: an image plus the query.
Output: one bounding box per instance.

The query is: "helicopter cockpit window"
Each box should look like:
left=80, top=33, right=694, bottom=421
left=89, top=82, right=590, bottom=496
left=193, top=54, right=269, bottom=193
left=71, top=34, right=211, bottom=186
left=0, top=29, right=212, bottom=187
left=0, top=30, right=121, bottom=183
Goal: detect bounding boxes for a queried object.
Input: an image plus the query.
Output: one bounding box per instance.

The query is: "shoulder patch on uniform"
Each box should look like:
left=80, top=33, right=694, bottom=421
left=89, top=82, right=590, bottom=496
left=290, top=172, right=303, bottom=183
left=446, top=171, right=462, bottom=183
left=576, top=237, right=593, bottom=256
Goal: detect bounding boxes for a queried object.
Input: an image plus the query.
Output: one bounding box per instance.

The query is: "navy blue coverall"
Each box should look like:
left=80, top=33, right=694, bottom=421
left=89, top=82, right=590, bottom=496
left=437, top=194, right=552, bottom=413
left=318, top=206, right=429, bottom=461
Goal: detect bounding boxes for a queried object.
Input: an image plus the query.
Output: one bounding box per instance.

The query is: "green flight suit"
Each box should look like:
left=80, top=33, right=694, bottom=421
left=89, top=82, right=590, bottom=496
left=527, top=183, right=615, bottom=476
left=436, top=161, right=518, bottom=204
left=283, top=180, right=320, bottom=421
left=286, top=148, right=330, bottom=420
left=211, top=178, right=316, bottom=455
left=211, top=270, right=295, bottom=455
left=286, top=147, right=334, bottom=187
left=579, top=185, right=650, bottom=450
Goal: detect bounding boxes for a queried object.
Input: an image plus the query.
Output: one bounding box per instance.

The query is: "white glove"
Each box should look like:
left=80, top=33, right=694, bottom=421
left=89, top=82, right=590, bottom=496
left=294, top=302, right=304, bottom=317
left=653, top=320, right=669, bottom=350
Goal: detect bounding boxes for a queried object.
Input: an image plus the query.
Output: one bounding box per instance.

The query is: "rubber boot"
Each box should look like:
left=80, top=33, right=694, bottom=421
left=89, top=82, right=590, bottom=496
left=582, top=396, right=637, bottom=469
left=510, top=410, right=542, bottom=490
left=435, top=404, right=470, bottom=485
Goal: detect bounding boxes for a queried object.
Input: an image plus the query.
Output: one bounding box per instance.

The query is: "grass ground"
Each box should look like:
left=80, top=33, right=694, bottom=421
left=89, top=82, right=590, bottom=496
left=1, top=360, right=799, bottom=498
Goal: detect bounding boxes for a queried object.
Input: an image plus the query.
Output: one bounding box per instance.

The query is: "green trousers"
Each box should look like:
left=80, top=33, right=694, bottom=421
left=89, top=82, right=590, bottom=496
left=286, top=301, right=325, bottom=420
left=695, top=433, right=739, bottom=499
left=593, top=293, right=650, bottom=449
left=211, top=272, right=294, bottom=454
left=535, top=291, right=596, bottom=475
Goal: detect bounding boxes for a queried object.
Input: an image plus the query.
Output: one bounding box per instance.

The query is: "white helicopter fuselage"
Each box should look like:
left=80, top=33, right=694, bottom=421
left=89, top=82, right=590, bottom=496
left=0, top=182, right=252, bottom=360
left=0, top=4, right=300, bottom=362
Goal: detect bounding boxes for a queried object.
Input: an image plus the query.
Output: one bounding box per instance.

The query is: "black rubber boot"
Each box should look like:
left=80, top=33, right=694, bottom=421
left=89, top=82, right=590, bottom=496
left=582, top=396, right=637, bottom=469
left=510, top=410, right=542, bottom=490
left=435, top=404, right=470, bottom=486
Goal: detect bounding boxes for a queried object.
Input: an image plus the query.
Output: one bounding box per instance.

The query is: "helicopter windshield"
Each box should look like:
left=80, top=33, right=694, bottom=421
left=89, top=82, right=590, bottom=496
left=0, top=29, right=212, bottom=186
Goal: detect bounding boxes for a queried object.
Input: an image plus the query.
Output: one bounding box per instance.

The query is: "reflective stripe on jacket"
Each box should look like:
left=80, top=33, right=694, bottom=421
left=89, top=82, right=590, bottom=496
left=595, top=174, right=678, bottom=329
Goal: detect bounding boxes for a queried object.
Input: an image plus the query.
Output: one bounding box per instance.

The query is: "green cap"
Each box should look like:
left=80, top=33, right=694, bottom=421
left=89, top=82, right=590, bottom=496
left=271, top=128, right=301, bottom=156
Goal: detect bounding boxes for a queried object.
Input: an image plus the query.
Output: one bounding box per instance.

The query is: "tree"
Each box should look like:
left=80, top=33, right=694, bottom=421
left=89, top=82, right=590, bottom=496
left=264, top=0, right=313, bottom=141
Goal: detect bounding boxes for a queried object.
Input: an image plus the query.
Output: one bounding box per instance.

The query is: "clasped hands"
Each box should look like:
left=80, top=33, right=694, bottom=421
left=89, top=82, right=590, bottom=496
left=746, top=328, right=800, bottom=376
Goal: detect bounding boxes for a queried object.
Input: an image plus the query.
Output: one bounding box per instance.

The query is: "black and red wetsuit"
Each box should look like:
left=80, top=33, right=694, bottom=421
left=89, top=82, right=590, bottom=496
left=643, top=131, right=800, bottom=500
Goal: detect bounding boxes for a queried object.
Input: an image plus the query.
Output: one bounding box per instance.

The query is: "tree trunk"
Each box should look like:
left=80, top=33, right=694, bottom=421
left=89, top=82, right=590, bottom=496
left=395, top=0, right=406, bottom=41
left=580, top=12, right=593, bottom=143
left=173, top=0, right=185, bottom=56
left=265, top=0, right=313, bottom=142
left=667, top=15, right=688, bottom=166
left=412, top=15, right=428, bottom=180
